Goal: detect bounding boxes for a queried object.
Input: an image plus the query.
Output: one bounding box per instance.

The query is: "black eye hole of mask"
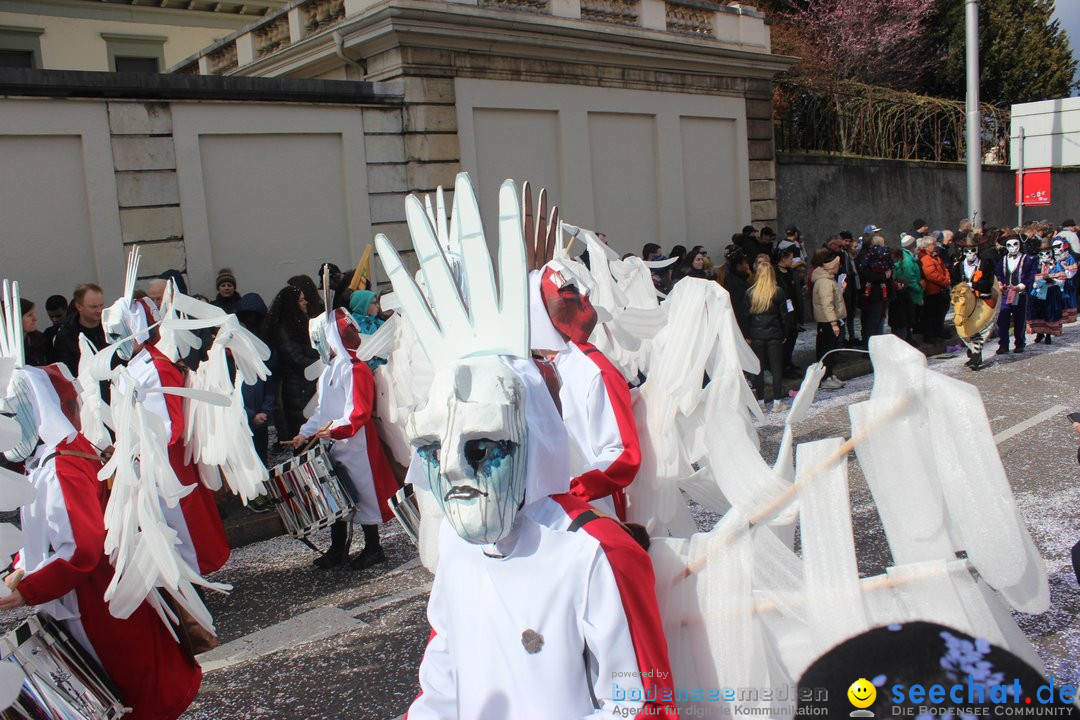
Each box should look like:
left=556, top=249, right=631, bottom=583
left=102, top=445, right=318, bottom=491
left=464, top=439, right=517, bottom=474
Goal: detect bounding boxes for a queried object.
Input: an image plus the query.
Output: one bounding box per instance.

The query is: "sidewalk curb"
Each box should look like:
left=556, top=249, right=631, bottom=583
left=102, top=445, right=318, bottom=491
left=225, top=511, right=286, bottom=548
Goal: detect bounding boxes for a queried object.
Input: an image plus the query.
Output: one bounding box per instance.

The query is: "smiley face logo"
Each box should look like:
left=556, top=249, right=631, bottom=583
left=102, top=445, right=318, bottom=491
left=847, top=678, right=876, bottom=709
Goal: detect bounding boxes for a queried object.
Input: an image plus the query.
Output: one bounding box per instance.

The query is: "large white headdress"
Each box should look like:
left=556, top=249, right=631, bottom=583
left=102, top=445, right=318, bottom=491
left=102, top=246, right=156, bottom=361
left=376, top=173, right=570, bottom=546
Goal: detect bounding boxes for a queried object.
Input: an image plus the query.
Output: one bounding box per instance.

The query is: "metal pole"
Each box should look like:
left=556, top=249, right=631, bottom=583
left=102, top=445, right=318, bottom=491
left=965, top=0, right=981, bottom=228
left=1017, top=126, right=1024, bottom=228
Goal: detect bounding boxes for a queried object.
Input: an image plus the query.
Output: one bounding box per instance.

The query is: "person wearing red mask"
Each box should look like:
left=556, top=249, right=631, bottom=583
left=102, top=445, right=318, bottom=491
left=525, top=190, right=641, bottom=520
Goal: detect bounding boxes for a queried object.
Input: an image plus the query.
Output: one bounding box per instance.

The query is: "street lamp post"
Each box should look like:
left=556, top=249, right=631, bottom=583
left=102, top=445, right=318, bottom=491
left=966, top=0, right=981, bottom=227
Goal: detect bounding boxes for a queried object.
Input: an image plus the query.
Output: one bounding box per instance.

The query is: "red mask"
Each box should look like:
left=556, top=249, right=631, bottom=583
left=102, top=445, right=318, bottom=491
left=540, top=266, right=597, bottom=343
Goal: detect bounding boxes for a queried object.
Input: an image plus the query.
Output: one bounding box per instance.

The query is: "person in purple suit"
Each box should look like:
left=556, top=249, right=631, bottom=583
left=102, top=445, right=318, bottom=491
left=994, top=234, right=1036, bottom=354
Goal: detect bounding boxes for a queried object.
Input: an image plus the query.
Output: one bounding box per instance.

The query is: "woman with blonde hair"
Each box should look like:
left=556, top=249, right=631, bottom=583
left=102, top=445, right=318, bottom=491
left=744, top=257, right=793, bottom=411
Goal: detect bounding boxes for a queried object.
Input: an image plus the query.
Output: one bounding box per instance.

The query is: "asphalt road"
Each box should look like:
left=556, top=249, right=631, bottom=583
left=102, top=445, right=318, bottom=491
left=1, top=323, right=1074, bottom=720
left=178, top=323, right=1080, bottom=720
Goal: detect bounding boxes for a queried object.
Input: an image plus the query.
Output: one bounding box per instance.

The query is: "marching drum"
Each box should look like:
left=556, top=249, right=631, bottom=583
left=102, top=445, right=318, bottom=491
left=267, top=445, right=355, bottom=547
left=0, top=614, right=127, bottom=720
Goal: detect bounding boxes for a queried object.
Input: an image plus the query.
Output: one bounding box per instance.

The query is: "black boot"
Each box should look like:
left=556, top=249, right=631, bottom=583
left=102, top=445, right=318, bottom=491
left=313, top=520, right=351, bottom=568
left=1045, top=335, right=1052, bottom=345
left=350, top=524, right=386, bottom=570
left=1034, top=333, right=1044, bottom=344
left=969, top=350, right=982, bottom=370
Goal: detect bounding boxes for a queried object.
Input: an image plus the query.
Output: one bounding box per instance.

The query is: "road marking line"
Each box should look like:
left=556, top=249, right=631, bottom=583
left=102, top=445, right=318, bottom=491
left=199, top=605, right=366, bottom=673
left=349, top=582, right=432, bottom=619
left=993, top=405, right=1067, bottom=445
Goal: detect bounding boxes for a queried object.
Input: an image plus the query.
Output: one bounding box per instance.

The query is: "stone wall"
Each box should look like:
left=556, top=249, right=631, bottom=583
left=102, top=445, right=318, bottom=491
left=109, top=103, right=187, bottom=277
left=776, top=153, right=1080, bottom=251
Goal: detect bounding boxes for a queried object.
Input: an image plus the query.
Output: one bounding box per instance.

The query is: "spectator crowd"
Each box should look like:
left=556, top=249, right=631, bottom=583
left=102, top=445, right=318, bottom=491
left=639, top=218, right=1080, bottom=406
left=16, top=218, right=1080, bottom=449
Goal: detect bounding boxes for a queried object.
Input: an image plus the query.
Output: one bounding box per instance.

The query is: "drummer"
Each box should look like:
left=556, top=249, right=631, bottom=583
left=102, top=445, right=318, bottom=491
left=0, top=357, right=201, bottom=719
left=292, top=307, right=397, bottom=569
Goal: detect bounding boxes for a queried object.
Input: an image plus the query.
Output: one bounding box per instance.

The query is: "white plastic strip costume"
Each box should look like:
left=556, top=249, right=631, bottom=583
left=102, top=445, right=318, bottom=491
left=648, top=334, right=1049, bottom=716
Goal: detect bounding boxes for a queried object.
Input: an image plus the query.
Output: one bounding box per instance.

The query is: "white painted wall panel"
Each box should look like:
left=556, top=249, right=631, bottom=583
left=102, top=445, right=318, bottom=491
left=473, top=108, right=562, bottom=224
left=588, top=113, right=660, bottom=248
left=681, top=116, right=739, bottom=248
left=198, top=134, right=351, bottom=301
left=455, top=78, right=750, bottom=258
left=0, top=135, right=99, bottom=299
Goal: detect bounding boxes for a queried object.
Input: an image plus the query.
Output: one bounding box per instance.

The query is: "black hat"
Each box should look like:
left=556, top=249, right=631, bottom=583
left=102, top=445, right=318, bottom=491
left=1062, top=219, right=1075, bottom=226
left=913, top=218, right=927, bottom=230
left=797, top=622, right=1071, bottom=718
left=760, top=226, right=776, bottom=238
left=838, top=230, right=853, bottom=240
left=786, top=226, right=801, bottom=236
left=317, top=262, right=342, bottom=288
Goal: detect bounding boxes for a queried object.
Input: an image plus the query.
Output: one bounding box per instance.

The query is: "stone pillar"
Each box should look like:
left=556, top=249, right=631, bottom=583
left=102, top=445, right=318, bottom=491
left=745, top=79, right=777, bottom=229
left=106, top=102, right=187, bottom=278
left=363, top=48, right=463, bottom=271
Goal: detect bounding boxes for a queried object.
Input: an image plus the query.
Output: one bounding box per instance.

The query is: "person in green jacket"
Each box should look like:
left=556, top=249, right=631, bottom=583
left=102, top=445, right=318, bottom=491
left=890, top=237, right=924, bottom=345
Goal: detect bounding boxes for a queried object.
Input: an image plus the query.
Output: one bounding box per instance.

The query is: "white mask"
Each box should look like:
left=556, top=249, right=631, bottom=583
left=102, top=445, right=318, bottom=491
left=1038, top=250, right=1052, bottom=264
left=410, top=356, right=528, bottom=546
left=1005, top=240, right=1020, bottom=256
left=0, top=372, right=38, bottom=462
left=963, top=247, right=979, bottom=262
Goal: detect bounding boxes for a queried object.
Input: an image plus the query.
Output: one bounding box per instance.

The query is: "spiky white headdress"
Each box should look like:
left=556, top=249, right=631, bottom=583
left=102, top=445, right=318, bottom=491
left=376, top=173, right=570, bottom=507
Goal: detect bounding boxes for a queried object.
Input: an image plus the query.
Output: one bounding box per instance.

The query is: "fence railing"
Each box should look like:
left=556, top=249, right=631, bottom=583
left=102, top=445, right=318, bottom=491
left=774, top=78, right=1010, bottom=164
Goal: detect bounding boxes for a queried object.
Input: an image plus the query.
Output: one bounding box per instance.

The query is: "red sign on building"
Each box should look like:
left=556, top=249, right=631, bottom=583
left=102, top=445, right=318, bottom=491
left=1016, top=168, right=1052, bottom=206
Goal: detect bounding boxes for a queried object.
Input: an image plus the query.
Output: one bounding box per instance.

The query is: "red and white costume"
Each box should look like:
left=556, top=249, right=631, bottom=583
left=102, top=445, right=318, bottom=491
left=530, top=269, right=641, bottom=519
left=301, top=309, right=396, bottom=525
left=125, top=343, right=229, bottom=575
left=15, top=366, right=201, bottom=720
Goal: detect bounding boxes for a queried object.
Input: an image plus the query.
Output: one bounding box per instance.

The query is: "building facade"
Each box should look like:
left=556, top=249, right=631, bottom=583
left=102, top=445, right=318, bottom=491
left=1, top=0, right=284, bottom=72
left=172, top=0, right=793, bottom=259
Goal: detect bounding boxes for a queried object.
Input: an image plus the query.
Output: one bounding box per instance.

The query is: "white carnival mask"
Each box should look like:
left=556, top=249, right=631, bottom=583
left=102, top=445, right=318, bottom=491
left=409, top=356, right=528, bottom=546
left=963, top=247, right=979, bottom=261
left=1005, top=239, right=1020, bottom=256
left=1038, top=250, right=1052, bottom=263
left=1053, top=241, right=1067, bottom=260
left=0, top=371, right=37, bottom=462
left=309, top=315, right=330, bottom=364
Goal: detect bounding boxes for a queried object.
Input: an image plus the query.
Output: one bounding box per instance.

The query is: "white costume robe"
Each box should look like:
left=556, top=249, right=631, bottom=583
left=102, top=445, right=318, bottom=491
left=300, top=355, right=395, bottom=525
left=409, top=495, right=677, bottom=720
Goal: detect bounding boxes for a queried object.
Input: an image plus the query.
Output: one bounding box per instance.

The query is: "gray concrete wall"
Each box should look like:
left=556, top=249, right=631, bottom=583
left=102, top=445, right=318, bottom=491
left=776, top=153, right=1080, bottom=252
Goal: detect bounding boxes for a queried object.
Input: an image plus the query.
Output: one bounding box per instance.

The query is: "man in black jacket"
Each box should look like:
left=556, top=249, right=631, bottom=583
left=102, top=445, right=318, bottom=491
left=52, top=283, right=107, bottom=375
left=775, top=245, right=803, bottom=377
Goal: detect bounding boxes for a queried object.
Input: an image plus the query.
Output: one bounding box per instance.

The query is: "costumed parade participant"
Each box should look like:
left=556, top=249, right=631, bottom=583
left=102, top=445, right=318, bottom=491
left=378, top=174, right=677, bottom=719
left=1053, top=237, right=1077, bottom=324
left=293, top=304, right=397, bottom=569
left=101, top=251, right=230, bottom=576
left=1028, top=238, right=1066, bottom=344
left=522, top=184, right=641, bottom=520
left=994, top=235, right=1036, bottom=354
left=0, top=280, right=201, bottom=720
left=949, top=234, right=998, bottom=370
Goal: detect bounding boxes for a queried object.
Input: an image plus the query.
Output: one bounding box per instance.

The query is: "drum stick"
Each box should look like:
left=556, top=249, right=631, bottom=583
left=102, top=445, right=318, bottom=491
left=302, top=422, right=334, bottom=453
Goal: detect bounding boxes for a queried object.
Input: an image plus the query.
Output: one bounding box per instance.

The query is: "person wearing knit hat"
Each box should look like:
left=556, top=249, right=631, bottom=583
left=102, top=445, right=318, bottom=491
left=212, top=268, right=240, bottom=314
